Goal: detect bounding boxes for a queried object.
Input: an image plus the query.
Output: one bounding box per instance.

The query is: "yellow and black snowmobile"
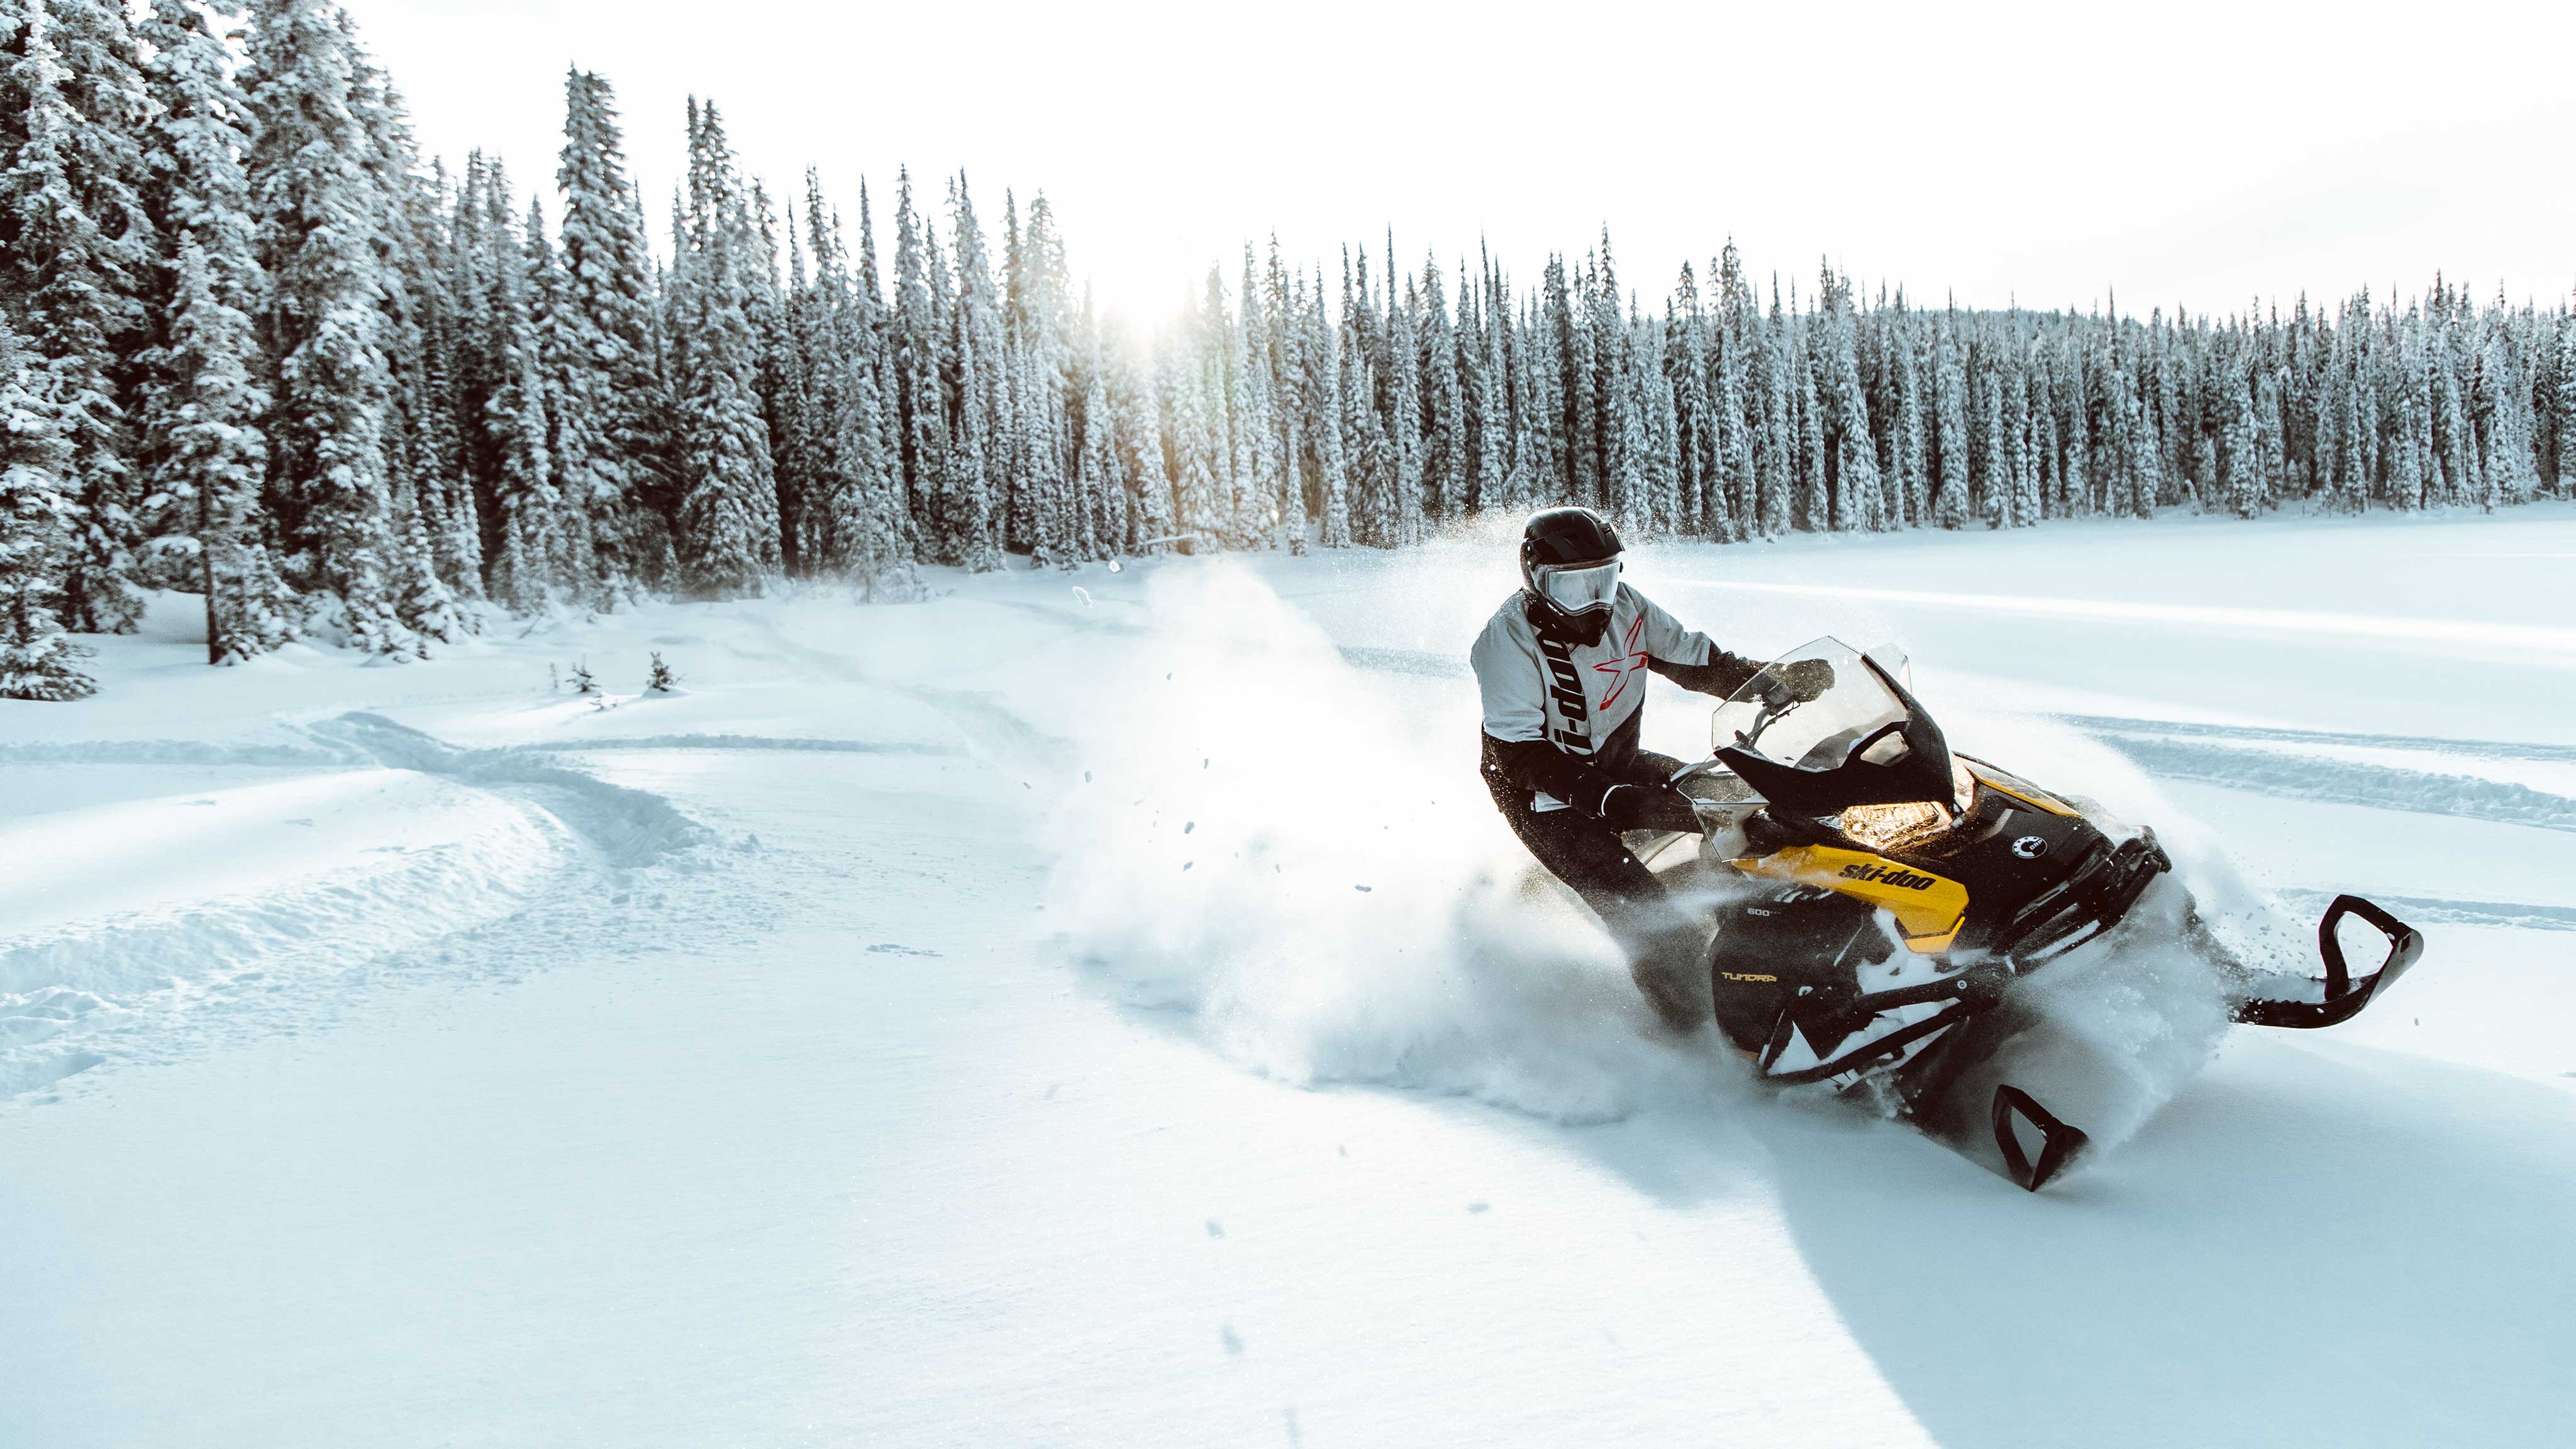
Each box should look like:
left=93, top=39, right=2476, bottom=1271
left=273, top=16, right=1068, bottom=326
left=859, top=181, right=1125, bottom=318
left=1633, top=638, right=2424, bottom=1191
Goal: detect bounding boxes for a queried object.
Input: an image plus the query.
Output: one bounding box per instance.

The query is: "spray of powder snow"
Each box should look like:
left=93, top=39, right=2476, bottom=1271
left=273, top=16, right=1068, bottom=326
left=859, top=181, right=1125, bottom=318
left=1048, top=562, right=1741, bottom=1124
left=1886, top=702, right=2324, bottom=1163
left=1048, top=565, right=2332, bottom=1168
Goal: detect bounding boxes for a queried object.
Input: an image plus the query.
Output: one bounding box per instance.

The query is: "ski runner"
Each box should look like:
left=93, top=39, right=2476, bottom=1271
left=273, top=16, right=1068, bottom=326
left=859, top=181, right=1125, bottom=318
left=1470, top=506, right=1829, bottom=1032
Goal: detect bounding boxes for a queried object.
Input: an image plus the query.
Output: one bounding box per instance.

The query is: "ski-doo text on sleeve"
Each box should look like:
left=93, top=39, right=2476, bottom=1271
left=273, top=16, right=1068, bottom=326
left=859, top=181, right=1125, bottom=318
left=1470, top=585, right=1765, bottom=813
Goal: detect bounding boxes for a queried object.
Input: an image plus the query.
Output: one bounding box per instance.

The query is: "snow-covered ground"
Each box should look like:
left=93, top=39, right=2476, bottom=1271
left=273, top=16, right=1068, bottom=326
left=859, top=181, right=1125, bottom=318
left=4, top=507, right=2573, bottom=1446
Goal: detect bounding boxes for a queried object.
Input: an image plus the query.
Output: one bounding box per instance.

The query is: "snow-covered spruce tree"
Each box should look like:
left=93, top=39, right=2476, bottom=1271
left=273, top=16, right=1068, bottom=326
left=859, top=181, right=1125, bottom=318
left=1604, top=320, right=1647, bottom=533
left=1417, top=258, right=1462, bottom=525
left=665, top=99, right=776, bottom=594
left=242, top=0, right=408, bottom=654
left=2472, top=315, right=2538, bottom=508
left=1191, top=270, right=1235, bottom=547
left=1463, top=261, right=1502, bottom=523
left=2552, top=310, right=2576, bottom=496
left=526, top=192, right=597, bottom=593
left=2123, top=370, right=2162, bottom=519
left=547, top=69, right=637, bottom=596
left=888, top=169, right=951, bottom=558
left=1112, top=323, right=1172, bottom=551
left=2006, top=352, right=2039, bottom=526
left=863, top=185, right=918, bottom=567
left=2031, top=370, right=2061, bottom=520
left=1068, top=308, right=1114, bottom=562
left=1340, top=260, right=1392, bottom=547
left=1709, top=318, right=1750, bottom=541
left=1504, top=287, right=1546, bottom=519
left=340, top=25, right=459, bottom=645
left=1268, top=253, right=1307, bottom=554
left=949, top=279, right=1001, bottom=567
left=1307, top=272, right=1353, bottom=549
left=1023, top=195, right=1080, bottom=562
left=1756, top=282, right=1795, bottom=535
left=1792, top=322, right=1826, bottom=532
left=1229, top=248, right=1272, bottom=550
left=1165, top=316, right=1219, bottom=545
left=943, top=178, right=1006, bottom=564
left=0, top=313, right=94, bottom=698
left=1664, top=268, right=1711, bottom=536
left=1248, top=265, right=1291, bottom=549
left=2216, top=336, right=2258, bottom=519
left=2384, top=320, right=2428, bottom=510
left=1584, top=241, right=1623, bottom=513
left=133, top=0, right=288, bottom=659
left=1817, top=269, right=1881, bottom=533
left=159, top=235, right=295, bottom=661
left=1014, top=331, right=1065, bottom=567
left=458, top=160, right=555, bottom=609
left=1889, top=314, right=1928, bottom=528
left=1386, top=274, right=1424, bottom=543
left=2057, top=333, right=2090, bottom=519
left=1344, top=332, right=1392, bottom=547
left=784, top=206, right=836, bottom=574
left=3, top=0, right=154, bottom=636
left=402, top=159, right=481, bottom=597
left=1640, top=324, right=1680, bottom=535
left=2253, top=350, right=2285, bottom=513
left=555, top=69, right=663, bottom=591
left=740, top=180, right=798, bottom=568
left=828, top=183, right=916, bottom=594
left=777, top=177, right=835, bottom=572
left=1081, top=294, right=1125, bottom=560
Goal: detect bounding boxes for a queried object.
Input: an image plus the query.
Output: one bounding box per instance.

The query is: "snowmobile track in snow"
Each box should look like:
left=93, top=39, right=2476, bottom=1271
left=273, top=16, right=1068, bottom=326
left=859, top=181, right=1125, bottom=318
left=2080, top=733, right=2576, bottom=835
left=2058, top=713, right=2576, bottom=765
left=513, top=734, right=956, bottom=757
left=3, top=715, right=731, bottom=1102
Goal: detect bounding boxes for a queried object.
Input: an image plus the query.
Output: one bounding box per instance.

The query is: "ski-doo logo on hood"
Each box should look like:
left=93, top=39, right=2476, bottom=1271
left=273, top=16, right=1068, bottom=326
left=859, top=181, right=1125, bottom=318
left=1841, top=862, right=1938, bottom=891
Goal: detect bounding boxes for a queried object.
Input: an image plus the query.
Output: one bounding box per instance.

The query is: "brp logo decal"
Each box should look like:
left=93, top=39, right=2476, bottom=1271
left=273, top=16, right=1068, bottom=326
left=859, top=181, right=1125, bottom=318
left=2011, top=835, right=2048, bottom=860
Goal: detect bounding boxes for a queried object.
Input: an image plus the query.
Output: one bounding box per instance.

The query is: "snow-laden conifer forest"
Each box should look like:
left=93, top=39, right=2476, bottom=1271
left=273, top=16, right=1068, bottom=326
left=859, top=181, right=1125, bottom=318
left=7, top=0, right=2575, bottom=700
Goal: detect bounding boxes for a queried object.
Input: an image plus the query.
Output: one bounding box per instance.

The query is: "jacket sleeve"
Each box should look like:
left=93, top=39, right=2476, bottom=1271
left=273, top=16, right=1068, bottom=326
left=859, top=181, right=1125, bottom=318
left=1636, top=591, right=1767, bottom=698
left=1470, top=611, right=1614, bottom=812
left=1481, top=733, right=1614, bottom=814
left=1470, top=611, right=1546, bottom=743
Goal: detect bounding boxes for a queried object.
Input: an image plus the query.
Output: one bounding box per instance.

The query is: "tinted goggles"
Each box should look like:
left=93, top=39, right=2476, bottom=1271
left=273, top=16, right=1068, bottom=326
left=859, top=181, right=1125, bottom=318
left=1536, top=560, right=1619, bottom=614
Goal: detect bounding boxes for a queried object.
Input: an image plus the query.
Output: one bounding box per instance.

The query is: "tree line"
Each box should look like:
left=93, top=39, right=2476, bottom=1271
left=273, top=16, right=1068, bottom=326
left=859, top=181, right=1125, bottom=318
left=6, top=0, right=2572, bottom=699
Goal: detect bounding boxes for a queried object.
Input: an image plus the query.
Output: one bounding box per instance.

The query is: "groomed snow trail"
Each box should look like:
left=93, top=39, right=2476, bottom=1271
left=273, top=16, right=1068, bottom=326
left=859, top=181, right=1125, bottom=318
left=3, top=508, right=2573, bottom=1447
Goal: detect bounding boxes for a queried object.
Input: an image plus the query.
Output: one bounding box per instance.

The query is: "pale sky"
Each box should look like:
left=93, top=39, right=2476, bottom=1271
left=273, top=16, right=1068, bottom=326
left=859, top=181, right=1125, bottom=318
left=347, top=0, right=2576, bottom=329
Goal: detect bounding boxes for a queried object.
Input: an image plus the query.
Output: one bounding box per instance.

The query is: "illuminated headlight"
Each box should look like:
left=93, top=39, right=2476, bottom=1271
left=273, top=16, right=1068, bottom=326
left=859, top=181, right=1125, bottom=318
left=1953, top=757, right=1978, bottom=814
left=1837, top=799, right=1955, bottom=852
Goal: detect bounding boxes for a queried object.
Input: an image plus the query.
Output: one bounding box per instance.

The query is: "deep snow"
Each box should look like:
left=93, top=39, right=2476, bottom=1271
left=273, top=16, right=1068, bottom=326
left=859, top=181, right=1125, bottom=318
left=3, top=506, right=2573, bottom=1446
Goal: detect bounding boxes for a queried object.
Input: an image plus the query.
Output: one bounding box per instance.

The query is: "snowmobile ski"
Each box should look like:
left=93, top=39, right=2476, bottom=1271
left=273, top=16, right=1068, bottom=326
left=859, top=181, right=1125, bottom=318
left=1992, top=1085, right=2089, bottom=1192
left=2229, top=894, right=2424, bottom=1030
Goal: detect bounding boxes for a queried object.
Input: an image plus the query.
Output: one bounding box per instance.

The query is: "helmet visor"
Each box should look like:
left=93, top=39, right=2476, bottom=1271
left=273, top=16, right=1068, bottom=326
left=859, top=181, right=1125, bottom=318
left=1536, top=560, right=1620, bottom=616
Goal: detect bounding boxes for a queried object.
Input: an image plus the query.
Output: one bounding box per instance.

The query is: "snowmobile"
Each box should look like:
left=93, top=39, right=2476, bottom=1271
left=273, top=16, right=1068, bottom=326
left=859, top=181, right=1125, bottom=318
left=1630, top=638, right=2425, bottom=1191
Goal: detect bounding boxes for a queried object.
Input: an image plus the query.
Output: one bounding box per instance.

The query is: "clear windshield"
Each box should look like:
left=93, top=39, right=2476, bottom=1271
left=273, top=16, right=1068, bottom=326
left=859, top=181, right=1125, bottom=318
left=1710, top=638, right=1911, bottom=772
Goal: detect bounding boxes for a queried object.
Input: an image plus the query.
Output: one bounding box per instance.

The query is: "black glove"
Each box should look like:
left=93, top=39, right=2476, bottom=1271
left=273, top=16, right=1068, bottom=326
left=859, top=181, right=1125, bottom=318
left=1764, top=658, right=1835, bottom=706
left=1599, top=782, right=1704, bottom=835
left=1741, top=808, right=1818, bottom=855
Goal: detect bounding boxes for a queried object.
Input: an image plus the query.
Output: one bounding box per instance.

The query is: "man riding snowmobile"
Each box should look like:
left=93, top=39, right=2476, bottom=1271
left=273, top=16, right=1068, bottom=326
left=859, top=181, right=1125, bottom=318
left=1470, top=506, right=1828, bottom=1032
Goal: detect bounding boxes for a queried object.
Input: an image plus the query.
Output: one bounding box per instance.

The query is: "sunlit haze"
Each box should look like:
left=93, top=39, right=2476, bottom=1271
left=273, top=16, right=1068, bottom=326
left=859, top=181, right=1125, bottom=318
left=314, top=1, right=2576, bottom=325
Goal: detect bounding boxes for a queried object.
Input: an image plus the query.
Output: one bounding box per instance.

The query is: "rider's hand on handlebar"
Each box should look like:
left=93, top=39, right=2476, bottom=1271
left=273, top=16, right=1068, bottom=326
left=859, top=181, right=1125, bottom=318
left=1599, top=782, right=1705, bottom=835
left=1762, top=655, right=1844, bottom=706
left=1782, top=658, right=1835, bottom=701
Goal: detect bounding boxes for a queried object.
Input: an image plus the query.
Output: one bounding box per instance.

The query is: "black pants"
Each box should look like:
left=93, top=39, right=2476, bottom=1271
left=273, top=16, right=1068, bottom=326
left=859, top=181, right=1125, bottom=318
left=1485, top=749, right=1711, bottom=1030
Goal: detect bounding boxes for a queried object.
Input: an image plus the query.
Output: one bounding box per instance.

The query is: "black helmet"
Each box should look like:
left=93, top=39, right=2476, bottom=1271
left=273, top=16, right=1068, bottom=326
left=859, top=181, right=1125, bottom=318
left=1519, top=506, right=1624, bottom=644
